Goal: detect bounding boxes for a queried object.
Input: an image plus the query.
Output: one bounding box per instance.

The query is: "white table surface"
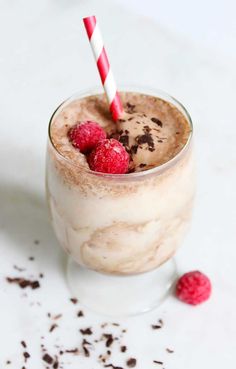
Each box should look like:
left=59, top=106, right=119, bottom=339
left=0, top=0, right=236, bottom=368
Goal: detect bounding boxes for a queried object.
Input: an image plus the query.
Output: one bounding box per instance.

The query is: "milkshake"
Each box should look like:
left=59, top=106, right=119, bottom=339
left=47, top=89, right=194, bottom=279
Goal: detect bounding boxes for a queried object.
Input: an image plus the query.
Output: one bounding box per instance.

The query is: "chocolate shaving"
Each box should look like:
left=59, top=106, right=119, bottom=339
left=153, top=360, right=163, bottom=365
left=130, top=145, right=138, bottom=155
left=42, top=353, right=53, bottom=364
left=139, top=163, right=146, bottom=168
left=80, top=327, right=92, bottom=335
left=104, top=364, right=124, bottom=369
left=82, top=339, right=92, bottom=357
left=7, top=277, right=40, bottom=289
left=120, top=345, right=127, bottom=353
left=127, top=358, right=137, bottom=367
left=166, top=348, right=174, bottom=353
left=21, top=341, right=27, bottom=348
left=128, top=117, right=133, bottom=121
left=151, top=117, right=163, bottom=127
left=118, top=119, right=125, bottom=123
left=119, top=135, right=129, bottom=147
left=49, top=324, right=58, bottom=332
left=136, top=133, right=154, bottom=149
left=112, top=323, right=120, bottom=326
left=53, top=358, right=59, bottom=369
left=77, top=310, right=84, bottom=317
left=70, top=298, right=78, bottom=304
left=151, top=325, right=162, bottom=330
left=23, top=352, right=30, bottom=361
left=53, top=314, right=62, bottom=320
left=65, top=348, right=79, bottom=354
left=103, top=334, right=114, bottom=347
left=126, top=102, right=136, bottom=114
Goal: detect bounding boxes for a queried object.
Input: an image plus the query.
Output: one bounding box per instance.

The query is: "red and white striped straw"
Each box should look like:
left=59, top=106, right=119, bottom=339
left=83, top=16, right=123, bottom=121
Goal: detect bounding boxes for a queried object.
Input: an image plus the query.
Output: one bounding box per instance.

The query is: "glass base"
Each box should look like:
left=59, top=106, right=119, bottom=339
left=67, top=258, right=177, bottom=317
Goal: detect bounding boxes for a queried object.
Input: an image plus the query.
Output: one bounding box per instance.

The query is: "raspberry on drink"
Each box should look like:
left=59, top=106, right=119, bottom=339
left=88, top=138, right=129, bottom=174
left=68, top=121, right=106, bottom=153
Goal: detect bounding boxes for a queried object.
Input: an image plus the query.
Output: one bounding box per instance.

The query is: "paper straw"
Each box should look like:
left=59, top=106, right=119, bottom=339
left=83, top=15, right=123, bottom=121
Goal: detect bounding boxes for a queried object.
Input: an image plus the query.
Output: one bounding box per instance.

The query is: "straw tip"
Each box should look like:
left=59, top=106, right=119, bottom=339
left=83, top=15, right=96, bottom=24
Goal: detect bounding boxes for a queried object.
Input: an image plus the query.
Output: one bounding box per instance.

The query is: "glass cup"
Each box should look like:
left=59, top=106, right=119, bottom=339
left=46, top=86, right=194, bottom=316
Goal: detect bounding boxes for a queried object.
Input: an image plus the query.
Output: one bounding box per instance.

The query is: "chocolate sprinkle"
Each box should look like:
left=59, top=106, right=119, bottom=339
left=103, top=334, right=114, bottom=347
left=139, top=163, right=146, bottom=168
left=153, top=360, right=163, bottom=365
left=126, top=102, right=136, bottom=114
left=119, top=135, right=129, bottom=147
left=136, top=133, right=154, bottom=149
left=82, top=339, right=92, bottom=357
left=42, top=353, right=53, bottom=364
left=70, top=298, right=78, bottom=304
left=49, top=324, right=58, bottom=332
left=120, top=345, right=127, bottom=353
left=151, top=117, right=163, bottom=127
left=65, top=348, right=79, bottom=354
left=77, top=310, right=84, bottom=317
left=130, top=144, right=138, bottom=154
left=166, top=348, right=174, bottom=353
left=21, top=341, right=27, bottom=348
left=127, top=358, right=137, bottom=367
left=104, top=364, right=124, bottom=369
left=23, top=352, right=30, bottom=361
left=151, top=324, right=162, bottom=330
left=7, top=277, right=40, bottom=289
left=80, top=327, right=92, bottom=335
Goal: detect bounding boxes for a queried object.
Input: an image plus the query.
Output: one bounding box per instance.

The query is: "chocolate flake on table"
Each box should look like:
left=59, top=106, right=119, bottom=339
left=65, top=348, right=79, bottom=354
left=126, top=102, right=136, bottom=114
left=49, top=324, right=58, bottom=332
left=166, top=348, right=174, bottom=353
left=53, top=358, right=59, bottom=369
left=151, top=117, right=163, bottom=127
left=153, top=360, right=163, bottom=365
left=77, top=310, right=84, bottom=317
left=107, top=350, right=111, bottom=355
left=80, top=327, right=92, bottom=335
left=23, top=352, right=30, bottom=361
left=14, top=265, right=26, bottom=272
left=6, top=277, right=40, bottom=289
left=119, top=135, right=129, bottom=147
left=82, top=339, right=92, bottom=357
left=152, top=319, right=163, bottom=330
left=70, top=297, right=78, bottom=304
left=42, top=353, right=54, bottom=364
left=104, top=364, right=124, bottom=369
left=103, top=334, right=114, bottom=347
left=126, top=358, right=137, bottom=367
left=120, top=345, right=127, bottom=353
left=21, top=341, right=27, bottom=348
left=28, top=256, right=35, bottom=261
left=112, top=323, right=120, bottom=327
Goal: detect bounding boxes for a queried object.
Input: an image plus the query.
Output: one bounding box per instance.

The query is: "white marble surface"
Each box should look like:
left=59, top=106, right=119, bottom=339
left=0, top=0, right=236, bottom=368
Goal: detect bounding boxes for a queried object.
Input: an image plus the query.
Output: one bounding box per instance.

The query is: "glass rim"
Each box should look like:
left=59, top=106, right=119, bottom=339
left=48, top=85, right=193, bottom=180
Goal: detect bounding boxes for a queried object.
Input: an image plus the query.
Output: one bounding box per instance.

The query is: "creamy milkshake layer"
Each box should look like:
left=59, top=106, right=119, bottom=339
left=47, top=91, right=194, bottom=275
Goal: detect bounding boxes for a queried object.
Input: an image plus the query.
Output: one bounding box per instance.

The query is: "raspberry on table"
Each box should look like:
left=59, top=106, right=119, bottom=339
left=175, top=270, right=212, bottom=305
left=88, top=138, right=130, bottom=174
left=68, top=121, right=106, bottom=153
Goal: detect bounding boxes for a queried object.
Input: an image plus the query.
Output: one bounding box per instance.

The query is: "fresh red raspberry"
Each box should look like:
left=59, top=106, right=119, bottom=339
left=88, top=138, right=129, bottom=174
left=176, top=270, right=212, bottom=305
left=68, top=121, right=106, bottom=153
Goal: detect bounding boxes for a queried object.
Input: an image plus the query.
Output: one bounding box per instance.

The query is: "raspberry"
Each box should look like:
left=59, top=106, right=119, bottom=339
left=68, top=121, right=106, bottom=153
left=88, top=138, right=129, bottom=174
left=176, top=270, right=211, bottom=305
